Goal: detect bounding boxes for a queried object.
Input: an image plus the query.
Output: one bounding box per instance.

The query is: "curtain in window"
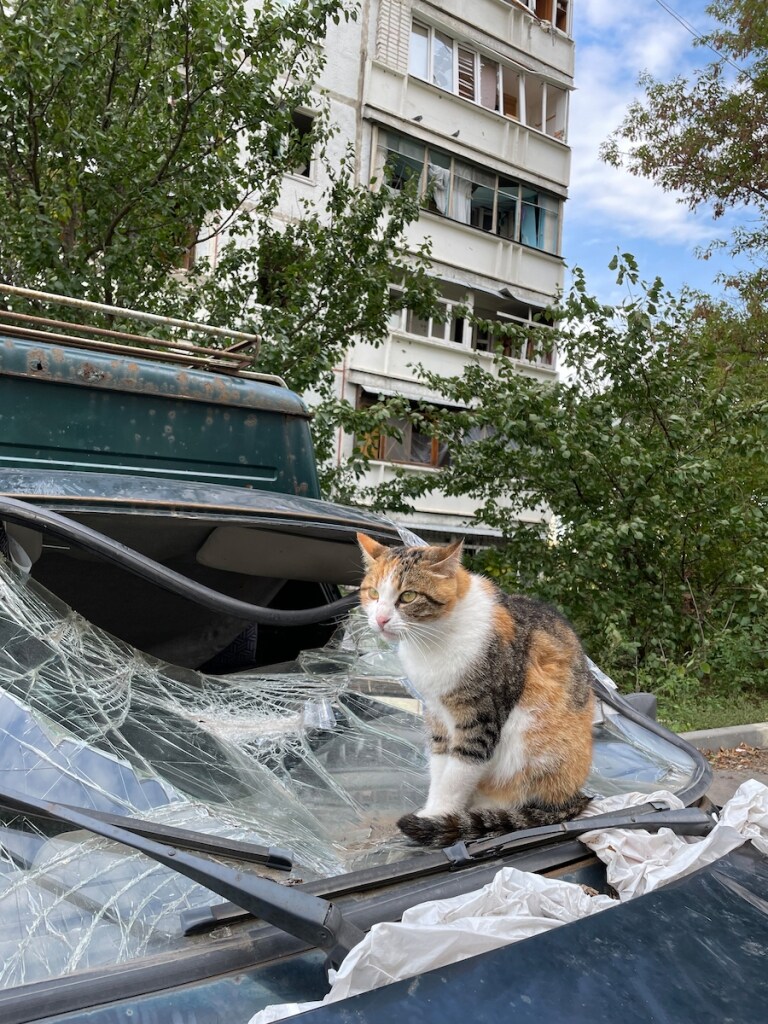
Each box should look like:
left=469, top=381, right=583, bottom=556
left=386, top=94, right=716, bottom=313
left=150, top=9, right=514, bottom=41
left=521, top=191, right=558, bottom=250
left=428, top=164, right=451, bottom=215
left=452, top=163, right=495, bottom=226
left=410, top=429, right=434, bottom=465
left=520, top=201, right=541, bottom=247
left=451, top=168, right=473, bottom=223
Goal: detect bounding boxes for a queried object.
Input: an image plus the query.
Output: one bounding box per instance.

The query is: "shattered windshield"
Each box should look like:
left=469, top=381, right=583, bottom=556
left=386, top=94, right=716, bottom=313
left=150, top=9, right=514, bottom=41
left=0, top=556, right=700, bottom=990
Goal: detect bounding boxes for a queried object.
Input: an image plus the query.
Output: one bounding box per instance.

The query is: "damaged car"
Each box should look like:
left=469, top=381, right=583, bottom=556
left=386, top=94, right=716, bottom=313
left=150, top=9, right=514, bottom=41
left=0, top=288, right=765, bottom=1023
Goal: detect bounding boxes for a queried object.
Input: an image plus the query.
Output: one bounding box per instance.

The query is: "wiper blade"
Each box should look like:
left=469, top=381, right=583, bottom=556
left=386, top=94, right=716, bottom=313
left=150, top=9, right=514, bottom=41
left=0, top=787, right=362, bottom=969
left=56, top=804, right=293, bottom=869
left=443, top=803, right=715, bottom=866
left=181, top=801, right=715, bottom=934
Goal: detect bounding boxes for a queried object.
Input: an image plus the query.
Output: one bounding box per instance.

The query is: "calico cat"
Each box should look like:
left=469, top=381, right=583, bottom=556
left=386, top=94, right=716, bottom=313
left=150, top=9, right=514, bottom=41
left=357, top=533, right=594, bottom=848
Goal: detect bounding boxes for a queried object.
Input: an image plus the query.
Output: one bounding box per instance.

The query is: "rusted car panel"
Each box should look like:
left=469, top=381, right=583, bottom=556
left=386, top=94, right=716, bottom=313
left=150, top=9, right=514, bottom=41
left=0, top=336, right=318, bottom=495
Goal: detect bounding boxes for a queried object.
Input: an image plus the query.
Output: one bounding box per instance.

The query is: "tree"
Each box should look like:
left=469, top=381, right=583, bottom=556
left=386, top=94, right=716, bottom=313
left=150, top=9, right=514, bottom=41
left=364, top=257, right=768, bottom=711
left=601, top=0, right=768, bottom=298
left=0, top=0, right=439, bottom=478
left=0, top=0, right=337, bottom=303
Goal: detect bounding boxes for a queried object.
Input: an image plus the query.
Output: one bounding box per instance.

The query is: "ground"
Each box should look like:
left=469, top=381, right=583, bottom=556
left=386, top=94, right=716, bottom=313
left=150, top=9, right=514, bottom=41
left=704, top=744, right=768, bottom=806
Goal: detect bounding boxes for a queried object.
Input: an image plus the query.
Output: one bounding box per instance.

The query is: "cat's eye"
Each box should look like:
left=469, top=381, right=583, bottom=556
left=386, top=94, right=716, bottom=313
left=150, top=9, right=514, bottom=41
left=367, top=587, right=379, bottom=599
left=399, top=591, right=418, bottom=604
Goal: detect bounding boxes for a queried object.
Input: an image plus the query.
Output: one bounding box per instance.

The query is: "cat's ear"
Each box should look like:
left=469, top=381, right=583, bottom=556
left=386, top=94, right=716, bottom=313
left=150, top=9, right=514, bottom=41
left=357, top=532, right=389, bottom=568
left=427, top=540, right=464, bottom=578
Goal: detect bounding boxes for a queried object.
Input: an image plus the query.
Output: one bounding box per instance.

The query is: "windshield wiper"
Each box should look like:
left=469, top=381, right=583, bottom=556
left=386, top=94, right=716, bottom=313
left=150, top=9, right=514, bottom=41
left=0, top=786, right=363, bottom=969
left=181, top=801, right=715, bottom=934
left=442, top=802, right=715, bottom=865
left=55, top=803, right=293, bottom=869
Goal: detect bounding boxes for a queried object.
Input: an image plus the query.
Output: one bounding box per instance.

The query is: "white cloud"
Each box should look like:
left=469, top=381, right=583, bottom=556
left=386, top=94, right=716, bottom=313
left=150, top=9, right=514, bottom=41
left=567, top=0, right=719, bottom=249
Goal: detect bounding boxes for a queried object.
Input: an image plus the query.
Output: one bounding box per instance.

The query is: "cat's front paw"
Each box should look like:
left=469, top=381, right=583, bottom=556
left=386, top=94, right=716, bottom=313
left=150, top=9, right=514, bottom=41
left=397, top=812, right=432, bottom=843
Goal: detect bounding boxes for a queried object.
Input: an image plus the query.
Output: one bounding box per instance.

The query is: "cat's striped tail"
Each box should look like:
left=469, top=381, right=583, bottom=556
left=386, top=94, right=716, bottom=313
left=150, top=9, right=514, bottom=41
left=397, top=794, right=591, bottom=848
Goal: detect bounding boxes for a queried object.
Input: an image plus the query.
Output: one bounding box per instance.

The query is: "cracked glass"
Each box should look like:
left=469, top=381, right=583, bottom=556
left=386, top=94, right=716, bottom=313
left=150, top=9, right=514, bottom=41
left=0, top=553, right=699, bottom=990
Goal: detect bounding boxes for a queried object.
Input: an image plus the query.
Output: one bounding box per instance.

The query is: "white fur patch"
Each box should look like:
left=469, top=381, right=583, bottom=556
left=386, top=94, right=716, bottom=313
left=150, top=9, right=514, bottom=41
left=397, top=575, right=496, bottom=701
left=363, top=572, right=403, bottom=638
left=486, top=705, right=535, bottom=783
left=422, top=755, right=486, bottom=816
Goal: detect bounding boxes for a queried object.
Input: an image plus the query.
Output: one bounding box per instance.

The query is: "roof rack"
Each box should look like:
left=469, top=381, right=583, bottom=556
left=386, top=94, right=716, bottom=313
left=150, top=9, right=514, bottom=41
left=0, top=283, right=286, bottom=386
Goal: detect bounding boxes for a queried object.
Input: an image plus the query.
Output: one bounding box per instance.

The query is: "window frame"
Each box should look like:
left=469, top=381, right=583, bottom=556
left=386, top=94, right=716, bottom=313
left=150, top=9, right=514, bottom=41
left=357, top=391, right=451, bottom=469
left=408, top=20, right=568, bottom=139
left=378, top=131, right=561, bottom=255
left=471, top=311, right=557, bottom=369
left=388, top=290, right=468, bottom=347
left=513, top=0, right=570, bottom=33
left=387, top=286, right=557, bottom=369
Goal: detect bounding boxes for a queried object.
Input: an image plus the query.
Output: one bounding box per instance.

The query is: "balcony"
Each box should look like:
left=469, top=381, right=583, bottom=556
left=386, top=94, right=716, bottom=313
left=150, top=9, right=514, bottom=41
left=430, top=0, right=574, bottom=74
left=402, top=211, right=563, bottom=305
left=348, top=324, right=557, bottom=398
left=366, top=65, right=570, bottom=191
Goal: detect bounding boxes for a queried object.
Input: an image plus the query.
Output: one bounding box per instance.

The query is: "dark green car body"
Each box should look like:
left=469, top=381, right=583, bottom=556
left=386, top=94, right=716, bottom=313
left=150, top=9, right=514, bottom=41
left=0, top=335, right=320, bottom=497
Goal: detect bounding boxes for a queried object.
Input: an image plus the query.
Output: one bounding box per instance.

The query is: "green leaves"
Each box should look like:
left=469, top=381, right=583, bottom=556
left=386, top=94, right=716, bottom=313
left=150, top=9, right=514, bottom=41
left=0, top=0, right=437, bottom=490
left=380, top=254, right=768, bottom=704
left=0, top=0, right=357, bottom=307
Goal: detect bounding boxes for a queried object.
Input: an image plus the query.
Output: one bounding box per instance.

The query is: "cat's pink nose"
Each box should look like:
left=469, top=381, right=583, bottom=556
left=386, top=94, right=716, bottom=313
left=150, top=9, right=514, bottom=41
left=376, top=611, right=391, bottom=627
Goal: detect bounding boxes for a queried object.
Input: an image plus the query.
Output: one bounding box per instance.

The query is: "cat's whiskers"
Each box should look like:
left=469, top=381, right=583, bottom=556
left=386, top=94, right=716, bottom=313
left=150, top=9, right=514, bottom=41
left=399, top=620, right=450, bottom=656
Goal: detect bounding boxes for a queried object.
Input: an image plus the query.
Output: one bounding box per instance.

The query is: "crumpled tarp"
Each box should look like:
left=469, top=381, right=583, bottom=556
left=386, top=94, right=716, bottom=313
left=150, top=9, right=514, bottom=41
left=248, top=780, right=768, bottom=1024
left=581, top=778, right=768, bottom=898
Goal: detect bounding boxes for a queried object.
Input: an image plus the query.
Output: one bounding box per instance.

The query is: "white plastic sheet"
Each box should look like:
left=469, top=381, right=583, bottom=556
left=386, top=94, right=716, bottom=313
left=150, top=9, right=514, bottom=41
left=581, top=780, right=768, bottom=899
left=249, top=780, right=768, bottom=1024
left=248, top=868, right=617, bottom=1023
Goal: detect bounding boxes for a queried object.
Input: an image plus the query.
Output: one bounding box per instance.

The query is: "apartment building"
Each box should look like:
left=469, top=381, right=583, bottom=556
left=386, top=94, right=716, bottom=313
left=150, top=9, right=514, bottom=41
left=264, top=1, right=574, bottom=542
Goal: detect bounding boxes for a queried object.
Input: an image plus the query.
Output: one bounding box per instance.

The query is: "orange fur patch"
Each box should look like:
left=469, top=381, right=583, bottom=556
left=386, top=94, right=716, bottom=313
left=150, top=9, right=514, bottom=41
left=492, top=605, right=516, bottom=644
left=478, top=627, right=594, bottom=806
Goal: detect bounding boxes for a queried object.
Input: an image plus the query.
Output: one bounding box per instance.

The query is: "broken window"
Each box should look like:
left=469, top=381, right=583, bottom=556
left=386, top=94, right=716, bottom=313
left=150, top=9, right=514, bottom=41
left=357, top=392, right=451, bottom=468
left=408, top=20, right=566, bottom=134
left=525, top=76, right=545, bottom=133
left=381, top=133, right=425, bottom=192
left=501, top=66, right=520, bottom=120
left=457, top=47, right=476, bottom=101
left=377, top=130, right=562, bottom=254
left=479, top=56, right=500, bottom=112
left=388, top=287, right=467, bottom=345
left=289, top=110, right=315, bottom=178
left=525, top=0, right=570, bottom=32
left=0, top=549, right=702, bottom=990
left=545, top=83, right=568, bottom=140
left=470, top=300, right=557, bottom=368
left=432, top=30, right=454, bottom=91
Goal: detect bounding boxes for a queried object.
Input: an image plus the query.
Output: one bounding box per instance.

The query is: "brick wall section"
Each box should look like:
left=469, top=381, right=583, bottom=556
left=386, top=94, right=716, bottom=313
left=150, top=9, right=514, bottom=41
left=376, top=0, right=411, bottom=73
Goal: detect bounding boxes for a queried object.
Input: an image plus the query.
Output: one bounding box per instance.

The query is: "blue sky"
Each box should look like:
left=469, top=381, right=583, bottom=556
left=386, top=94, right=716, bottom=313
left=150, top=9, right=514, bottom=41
left=562, top=0, right=743, bottom=305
